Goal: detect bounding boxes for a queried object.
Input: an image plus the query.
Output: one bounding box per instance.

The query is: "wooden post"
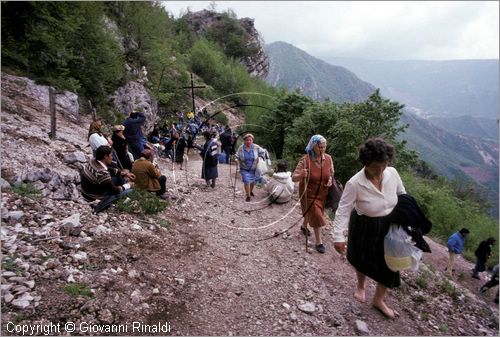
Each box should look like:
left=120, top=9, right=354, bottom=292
left=88, top=99, right=96, bottom=121
left=49, top=87, right=56, bottom=140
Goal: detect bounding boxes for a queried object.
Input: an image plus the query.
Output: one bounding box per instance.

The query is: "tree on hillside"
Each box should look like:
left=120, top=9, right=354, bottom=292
left=204, top=10, right=258, bottom=59
left=257, top=91, right=314, bottom=159
left=2, top=2, right=124, bottom=106
left=281, top=90, right=417, bottom=183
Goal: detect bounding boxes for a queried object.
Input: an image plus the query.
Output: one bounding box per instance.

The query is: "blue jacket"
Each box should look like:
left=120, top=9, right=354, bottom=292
left=447, top=232, right=466, bottom=254
left=124, top=113, right=146, bottom=141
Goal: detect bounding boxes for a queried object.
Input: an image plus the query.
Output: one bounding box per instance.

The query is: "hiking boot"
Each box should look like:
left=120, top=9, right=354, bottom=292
left=316, top=244, right=326, bottom=254
left=211, top=180, right=215, bottom=188
left=300, top=226, right=311, bottom=237
left=246, top=196, right=251, bottom=202
left=250, top=191, right=255, bottom=197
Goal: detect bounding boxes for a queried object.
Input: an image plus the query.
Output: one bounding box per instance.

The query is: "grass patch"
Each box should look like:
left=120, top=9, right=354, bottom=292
left=62, top=282, right=93, bottom=298
left=415, top=276, right=428, bottom=289
left=158, top=219, right=171, bottom=230
left=40, top=254, right=53, bottom=263
left=13, top=314, right=25, bottom=324
left=439, top=279, right=461, bottom=300
left=12, top=182, right=41, bottom=199
left=438, top=324, right=448, bottom=332
left=457, top=272, right=466, bottom=281
left=414, top=294, right=427, bottom=303
left=115, top=189, right=167, bottom=215
left=3, top=254, right=22, bottom=275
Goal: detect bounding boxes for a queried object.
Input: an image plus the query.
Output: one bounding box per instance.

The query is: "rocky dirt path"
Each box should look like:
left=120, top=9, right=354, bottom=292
left=1, top=75, right=498, bottom=335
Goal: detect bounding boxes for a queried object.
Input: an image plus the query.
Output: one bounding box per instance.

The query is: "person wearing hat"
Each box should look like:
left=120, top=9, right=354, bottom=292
left=445, top=227, right=470, bottom=276
left=124, top=108, right=146, bottom=160
left=235, top=133, right=266, bottom=202
left=111, top=125, right=133, bottom=170
left=131, top=149, right=168, bottom=199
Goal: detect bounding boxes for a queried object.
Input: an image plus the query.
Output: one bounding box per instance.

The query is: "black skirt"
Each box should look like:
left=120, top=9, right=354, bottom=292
left=347, top=211, right=400, bottom=289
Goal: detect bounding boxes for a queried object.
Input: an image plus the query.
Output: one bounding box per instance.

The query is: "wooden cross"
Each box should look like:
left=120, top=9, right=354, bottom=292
left=181, top=73, right=205, bottom=115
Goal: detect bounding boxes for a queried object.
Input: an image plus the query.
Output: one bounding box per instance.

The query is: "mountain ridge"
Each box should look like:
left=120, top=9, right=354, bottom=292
left=265, top=41, right=375, bottom=103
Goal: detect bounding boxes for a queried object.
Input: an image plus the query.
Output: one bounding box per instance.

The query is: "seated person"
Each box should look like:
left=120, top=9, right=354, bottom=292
left=80, top=145, right=135, bottom=202
left=131, top=149, right=167, bottom=199
left=265, top=159, right=294, bottom=204
left=88, top=119, right=112, bottom=158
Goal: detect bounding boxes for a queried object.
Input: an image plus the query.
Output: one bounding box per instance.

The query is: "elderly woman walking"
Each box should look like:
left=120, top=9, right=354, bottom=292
left=332, top=137, right=406, bottom=319
left=235, top=133, right=266, bottom=202
left=292, top=135, right=334, bottom=254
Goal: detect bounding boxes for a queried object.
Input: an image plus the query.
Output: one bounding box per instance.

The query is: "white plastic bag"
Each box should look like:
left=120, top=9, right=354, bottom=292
left=384, top=225, right=423, bottom=272
left=256, top=158, right=269, bottom=176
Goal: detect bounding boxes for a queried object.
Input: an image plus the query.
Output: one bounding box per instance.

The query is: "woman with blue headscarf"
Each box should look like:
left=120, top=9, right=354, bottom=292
left=292, top=135, right=334, bottom=253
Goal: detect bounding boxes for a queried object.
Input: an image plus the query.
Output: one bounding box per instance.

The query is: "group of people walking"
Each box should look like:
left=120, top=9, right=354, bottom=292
left=446, top=228, right=498, bottom=303
left=85, top=112, right=498, bottom=316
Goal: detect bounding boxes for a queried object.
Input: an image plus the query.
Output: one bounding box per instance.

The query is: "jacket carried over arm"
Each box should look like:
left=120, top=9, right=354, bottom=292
left=331, top=166, right=406, bottom=243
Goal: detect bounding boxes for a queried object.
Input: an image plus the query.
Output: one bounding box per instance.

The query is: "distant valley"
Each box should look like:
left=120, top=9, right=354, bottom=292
left=265, top=41, right=499, bottom=215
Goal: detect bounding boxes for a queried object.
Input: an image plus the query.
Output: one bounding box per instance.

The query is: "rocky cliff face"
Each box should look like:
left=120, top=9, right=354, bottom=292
left=182, top=9, right=269, bottom=79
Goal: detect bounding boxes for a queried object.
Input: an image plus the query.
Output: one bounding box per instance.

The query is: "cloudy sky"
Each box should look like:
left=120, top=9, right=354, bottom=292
left=163, top=1, right=499, bottom=61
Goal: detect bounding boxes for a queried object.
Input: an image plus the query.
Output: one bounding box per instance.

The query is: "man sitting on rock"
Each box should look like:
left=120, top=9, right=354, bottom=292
left=131, top=149, right=168, bottom=199
left=80, top=145, right=135, bottom=203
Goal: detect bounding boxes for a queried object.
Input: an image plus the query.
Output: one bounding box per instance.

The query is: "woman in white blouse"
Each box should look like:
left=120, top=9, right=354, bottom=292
left=332, top=137, right=406, bottom=319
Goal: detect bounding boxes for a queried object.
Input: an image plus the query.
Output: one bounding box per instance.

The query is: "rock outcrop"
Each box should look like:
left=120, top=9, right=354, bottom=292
left=1, top=73, right=80, bottom=123
left=111, top=80, right=157, bottom=134
left=182, top=9, right=269, bottom=79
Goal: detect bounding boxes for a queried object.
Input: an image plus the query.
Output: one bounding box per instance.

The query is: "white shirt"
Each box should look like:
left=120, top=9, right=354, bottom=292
left=331, top=166, right=406, bottom=242
left=89, top=133, right=109, bottom=151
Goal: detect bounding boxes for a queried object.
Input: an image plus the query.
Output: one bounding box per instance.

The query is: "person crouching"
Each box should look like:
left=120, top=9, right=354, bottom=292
left=265, top=159, right=294, bottom=204
left=131, top=149, right=168, bottom=199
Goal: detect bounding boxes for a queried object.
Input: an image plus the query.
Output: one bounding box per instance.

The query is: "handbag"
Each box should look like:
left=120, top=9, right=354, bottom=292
left=325, top=177, right=343, bottom=211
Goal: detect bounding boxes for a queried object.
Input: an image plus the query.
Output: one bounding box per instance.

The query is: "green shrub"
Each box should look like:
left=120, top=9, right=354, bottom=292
left=12, top=183, right=41, bottom=199
left=62, top=282, right=93, bottom=298
left=115, top=189, right=167, bottom=215
left=439, top=279, right=461, bottom=300
left=401, top=171, right=499, bottom=267
left=158, top=219, right=171, bottom=230
left=415, top=276, right=428, bottom=289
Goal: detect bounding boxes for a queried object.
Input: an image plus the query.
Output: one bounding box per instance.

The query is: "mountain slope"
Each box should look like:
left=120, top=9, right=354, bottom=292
left=1, top=75, right=498, bottom=335
left=265, top=41, right=375, bottom=103
left=326, top=58, right=499, bottom=120
left=399, top=112, right=499, bottom=214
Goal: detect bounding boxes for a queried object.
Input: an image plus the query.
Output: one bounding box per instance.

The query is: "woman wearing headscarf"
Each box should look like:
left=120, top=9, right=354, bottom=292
left=194, top=131, right=220, bottom=188
left=331, top=137, right=406, bottom=319
left=235, top=133, right=266, bottom=202
left=292, top=135, right=334, bottom=253
left=88, top=119, right=112, bottom=158
left=111, top=125, right=133, bottom=171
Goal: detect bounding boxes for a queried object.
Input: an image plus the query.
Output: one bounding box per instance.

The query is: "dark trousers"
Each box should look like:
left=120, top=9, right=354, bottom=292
left=155, top=175, right=167, bottom=196
left=223, top=146, right=231, bottom=164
